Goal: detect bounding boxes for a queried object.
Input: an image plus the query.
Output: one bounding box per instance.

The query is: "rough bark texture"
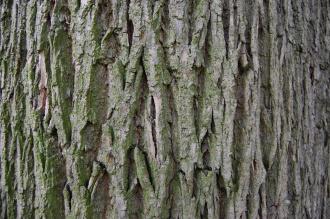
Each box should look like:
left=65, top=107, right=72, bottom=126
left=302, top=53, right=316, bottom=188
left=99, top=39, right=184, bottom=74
left=0, top=0, right=329, bottom=218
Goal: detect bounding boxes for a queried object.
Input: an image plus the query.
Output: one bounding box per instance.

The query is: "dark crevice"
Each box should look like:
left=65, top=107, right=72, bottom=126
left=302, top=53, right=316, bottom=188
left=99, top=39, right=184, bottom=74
left=17, top=18, right=27, bottom=78
left=242, top=0, right=253, bottom=56
left=195, top=67, right=206, bottom=138
left=150, top=96, right=157, bottom=158
left=203, top=7, right=211, bottom=67
left=143, top=151, right=155, bottom=192
left=46, top=10, right=52, bottom=28
left=217, top=171, right=227, bottom=219
left=40, top=47, right=51, bottom=116
left=201, top=131, right=211, bottom=169
left=187, top=0, right=194, bottom=46
left=75, top=0, right=81, bottom=10
left=122, top=64, right=127, bottom=91
left=324, top=130, right=328, bottom=148
left=233, top=1, right=239, bottom=49
left=262, top=0, right=270, bottom=32
left=217, top=62, right=224, bottom=91
left=232, top=73, right=246, bottom=190
left=258, top=0, right=272, bottom=170
left=178, top=169, right=186, bottom=177
left=136, top=49, right=146, bottom=89
left=125, top=147, right=136, bottom=192
left=132, top=69, right=146, bottom=146
left=84, top=177, right=89, bottom=189
left=161, top=0, right=170, bottom=40
left=150, top=0, right=156, bottom=16
left=193, top=96, right=200, bottom=139
left=276, top=0, right=285, bottom=61
left=258, top=186, right=263, bottom=218
left=222, top=98, right=226, bottom=129
left=252, top=158, right=257, bottom=172
left=50, top=126, right=58, bottom=139
left=127, top=19, right=134, bottom=53
left=126, top=0, right=133, bottom=53
left=309, top=65, right=314, bottom=85
left=222, top=0, right=230, bottom=58
left=245, top=194, right=250, bottom=218
left=277, top=36, right=283, bottom=60
left=192, top=166, right=198, bottom=198
left=201, top=202, right=208, bottom=219
left=133, top=53, right=148, bottom=146
left=211, top=110, right=216, bottom=134
left=65, top=184, right=72, bottom=211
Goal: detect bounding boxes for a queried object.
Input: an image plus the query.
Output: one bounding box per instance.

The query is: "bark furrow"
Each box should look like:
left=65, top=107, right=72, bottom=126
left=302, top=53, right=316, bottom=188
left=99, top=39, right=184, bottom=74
left=0, top=0, right=329, bottom=218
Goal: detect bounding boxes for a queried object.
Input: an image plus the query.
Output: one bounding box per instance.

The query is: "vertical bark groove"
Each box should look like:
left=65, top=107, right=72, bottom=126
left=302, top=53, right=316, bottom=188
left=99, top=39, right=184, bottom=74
left=0, top=0, right=329, bottom=218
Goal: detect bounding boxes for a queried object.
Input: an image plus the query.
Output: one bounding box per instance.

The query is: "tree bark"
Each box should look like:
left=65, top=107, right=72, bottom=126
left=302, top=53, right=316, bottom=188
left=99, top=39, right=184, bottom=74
left=0, top=0, right=329, bottom=218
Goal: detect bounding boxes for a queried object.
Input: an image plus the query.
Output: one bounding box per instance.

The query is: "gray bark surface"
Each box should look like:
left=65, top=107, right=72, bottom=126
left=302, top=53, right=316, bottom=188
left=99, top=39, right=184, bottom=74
left=0, top=0, right=329, bottom=218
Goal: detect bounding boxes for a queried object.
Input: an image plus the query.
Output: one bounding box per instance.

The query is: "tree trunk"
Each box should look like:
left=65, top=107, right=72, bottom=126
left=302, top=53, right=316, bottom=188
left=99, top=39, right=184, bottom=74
left=0, top=0, right=329, bottom=218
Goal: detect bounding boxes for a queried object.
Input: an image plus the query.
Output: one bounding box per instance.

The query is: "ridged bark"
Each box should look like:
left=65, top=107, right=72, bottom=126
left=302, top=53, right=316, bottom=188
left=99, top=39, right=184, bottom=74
left=0, top=0, right=329, bottom=218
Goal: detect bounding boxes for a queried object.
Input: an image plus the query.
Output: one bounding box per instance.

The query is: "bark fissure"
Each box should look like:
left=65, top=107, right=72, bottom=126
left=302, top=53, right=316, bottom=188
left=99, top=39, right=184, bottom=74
left=0, top=0, right=329, bottom=218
